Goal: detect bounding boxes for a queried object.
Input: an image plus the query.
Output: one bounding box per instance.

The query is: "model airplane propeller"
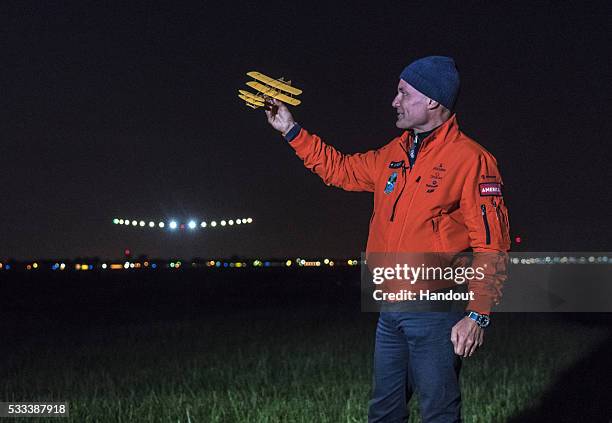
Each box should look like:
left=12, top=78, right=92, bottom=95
left=238, top=71, right=302, bottom=112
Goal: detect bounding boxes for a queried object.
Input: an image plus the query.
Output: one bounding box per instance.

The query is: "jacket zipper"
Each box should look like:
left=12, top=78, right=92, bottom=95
left=481, top=204, right=491, bottom=245
left=389, top=167, right=408, bottom=221
left=493, top=199, right=509, bottom=244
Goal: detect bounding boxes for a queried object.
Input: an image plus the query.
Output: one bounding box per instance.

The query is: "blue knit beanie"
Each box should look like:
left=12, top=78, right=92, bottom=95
left=400, top=56, right=460, bottom=110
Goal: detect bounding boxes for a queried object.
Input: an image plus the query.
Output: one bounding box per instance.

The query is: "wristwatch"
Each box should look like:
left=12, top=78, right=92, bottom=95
left=465, top=310, right=490, bottom=328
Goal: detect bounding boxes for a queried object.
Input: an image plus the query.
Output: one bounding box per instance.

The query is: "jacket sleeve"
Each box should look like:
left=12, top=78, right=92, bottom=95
left=287, top=127, right=381, bottom=192
left=460, top=152, right=511, bottom=314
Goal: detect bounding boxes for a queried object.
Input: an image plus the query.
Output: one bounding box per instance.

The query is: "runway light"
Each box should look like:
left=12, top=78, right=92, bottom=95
left=229, top=219, right=234, bottom=225
left=124, top=262, right=130, bottom=269
left=241, top=218, right=247, bottom=224
left=113, top=218, right=119, bottom=224
left=159, top=222, right=165, bottom=228
left=139, top=221, right=145, bottom=227
left=286, top=260, right=292, bottom=267
left=60, top=263, right=66, bottom=270
left=201, top=221, right=207, bottom=227
left=221, top=220, right=227, bottom=226
left=32, top=262, right=38, bottom=269
left=131, top=220, right=138, bottom=226
left=211, top=221, right=217, bottom=227
left=247, top=218, right=253, bottom=223
left=236, top=219, right=241, bottom=225
left=119, top=219, right=124, bottom=224
left=149, top=221, right=155, bottom=228
left=324, top=258, right=329, bottom=264
left=169, top=221, right=178, bottom=229
left=124, top=220, right=130, bottom=225
left=102, top=263, right=108, bottom=269
left=188, top=220, right=196, bottom=229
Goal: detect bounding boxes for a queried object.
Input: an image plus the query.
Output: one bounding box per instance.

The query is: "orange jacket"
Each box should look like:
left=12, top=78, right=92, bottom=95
left=288, top=114, right=510, bottom=313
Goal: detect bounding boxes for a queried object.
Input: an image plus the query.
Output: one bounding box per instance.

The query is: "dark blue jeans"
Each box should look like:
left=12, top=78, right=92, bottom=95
left=368, top=311, right=464, bottom=423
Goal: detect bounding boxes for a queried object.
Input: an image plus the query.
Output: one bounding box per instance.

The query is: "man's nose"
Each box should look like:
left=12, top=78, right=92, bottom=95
left=391, top=95, right=400, bottom=108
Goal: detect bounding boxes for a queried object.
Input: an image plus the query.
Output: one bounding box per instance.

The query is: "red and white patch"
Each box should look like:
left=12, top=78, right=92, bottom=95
left=479, top=182, right=502, bottom=196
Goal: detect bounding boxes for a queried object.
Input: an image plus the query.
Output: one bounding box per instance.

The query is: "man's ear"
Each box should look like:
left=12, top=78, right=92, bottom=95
left=427, top=98, right=441, bottom=110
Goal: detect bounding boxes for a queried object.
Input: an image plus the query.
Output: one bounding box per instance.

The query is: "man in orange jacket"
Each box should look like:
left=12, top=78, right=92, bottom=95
left=265, top=56, right=510, bottom=422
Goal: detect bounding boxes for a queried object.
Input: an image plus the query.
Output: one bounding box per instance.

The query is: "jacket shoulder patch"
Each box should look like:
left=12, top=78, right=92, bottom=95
left=479, top=182, right=502, bottom=196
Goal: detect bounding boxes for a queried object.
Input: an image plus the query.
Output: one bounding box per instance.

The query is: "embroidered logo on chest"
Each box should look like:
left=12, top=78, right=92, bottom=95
left=384, top=172, right=398, bottom=194
left=425, top=164, right=446, bottom=194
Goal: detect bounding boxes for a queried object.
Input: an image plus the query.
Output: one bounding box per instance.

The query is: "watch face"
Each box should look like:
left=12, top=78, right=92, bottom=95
left=480, top=315, right=490, bottom=327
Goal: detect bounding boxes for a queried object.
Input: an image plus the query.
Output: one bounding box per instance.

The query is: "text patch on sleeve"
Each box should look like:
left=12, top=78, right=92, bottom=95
left=479, top=182, right=502, bottom=196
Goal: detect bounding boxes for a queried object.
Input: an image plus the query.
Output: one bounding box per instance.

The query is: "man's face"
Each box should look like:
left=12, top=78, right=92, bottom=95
left=392, top=79, right=431, bottom=130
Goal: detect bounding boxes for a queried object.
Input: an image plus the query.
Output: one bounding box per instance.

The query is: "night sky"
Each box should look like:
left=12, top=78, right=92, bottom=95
left=2, top=2, right=610, bottom=260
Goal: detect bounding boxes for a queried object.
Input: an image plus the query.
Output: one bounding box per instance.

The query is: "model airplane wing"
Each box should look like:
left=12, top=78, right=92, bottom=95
left=246, top=81, right=302, bottom=106
left=247, top=71, right=303, bottom=96
left=238, top=94, right=264, bottom=108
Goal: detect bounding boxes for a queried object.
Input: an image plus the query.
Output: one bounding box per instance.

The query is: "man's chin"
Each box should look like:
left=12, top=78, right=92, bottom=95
left=396, top=120, right=410, bottom=129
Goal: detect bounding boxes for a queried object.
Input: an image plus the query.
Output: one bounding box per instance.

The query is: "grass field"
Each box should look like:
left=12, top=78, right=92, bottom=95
left=1, top=269, right=611, bottom=422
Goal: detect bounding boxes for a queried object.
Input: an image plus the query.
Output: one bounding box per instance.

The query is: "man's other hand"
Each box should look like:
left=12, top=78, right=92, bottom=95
left=265, top=99, right=296, bottom=136
left=451, top=316, right=484, bottom=358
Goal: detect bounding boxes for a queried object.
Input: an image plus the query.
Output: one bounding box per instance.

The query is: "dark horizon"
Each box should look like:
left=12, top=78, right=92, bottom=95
left=2, top=2, right=610, bottom=260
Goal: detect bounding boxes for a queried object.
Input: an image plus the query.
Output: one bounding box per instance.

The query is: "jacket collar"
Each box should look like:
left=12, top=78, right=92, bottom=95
left=400, top=114, right=460, bottom=153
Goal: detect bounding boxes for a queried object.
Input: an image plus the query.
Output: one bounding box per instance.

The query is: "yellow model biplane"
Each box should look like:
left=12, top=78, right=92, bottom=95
left=238, top=71, right=302, bottom=111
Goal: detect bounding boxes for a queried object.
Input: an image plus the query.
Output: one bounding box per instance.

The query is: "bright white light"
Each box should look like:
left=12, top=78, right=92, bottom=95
left=113, top=218, right=119, bottom=224
left=201, top=221, right=207, bottom=227
left=221, top=220, right=227, bottom=226
left=236, top=219, right=241, bottom=225
left=229, top=220, right=234, bottom=225
left=124, top=262, right=130, bottom=269
left=169, top=221, right=178, bottom=229
left=159, top=222, right=165, bottom=228
left=188, top=220, right=196, bottom=229
left=139, top=221, right=145, bottom=227
left=241, top=218, right=247, bottom=224
left=149, top=221, right=155, bottom=228
left=102, top=263, right=108, bottom=269
left=124, top=220, right=130, bottom=225
left=119, top=219, right=124, bottom=224
left=211, top=221, right=217, bottom=227
left=247, top=218, right=253, bottom=223
left=131, top=220, right=138, bottom=226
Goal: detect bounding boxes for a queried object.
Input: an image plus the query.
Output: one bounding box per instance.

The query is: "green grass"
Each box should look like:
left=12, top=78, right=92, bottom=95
left=1, top=309, right=607, bottom=422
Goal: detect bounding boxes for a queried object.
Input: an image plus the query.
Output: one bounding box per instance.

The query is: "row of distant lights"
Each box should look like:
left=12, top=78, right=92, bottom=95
left=511, top=256, right=610, bottom=264
left=2, top=258, right=362, bottom=271
left=112, top=217, right=253, bottom=229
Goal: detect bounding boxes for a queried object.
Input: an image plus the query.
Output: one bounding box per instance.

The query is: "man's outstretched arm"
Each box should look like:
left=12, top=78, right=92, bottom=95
left=265, top=99, right=381, bottom=192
